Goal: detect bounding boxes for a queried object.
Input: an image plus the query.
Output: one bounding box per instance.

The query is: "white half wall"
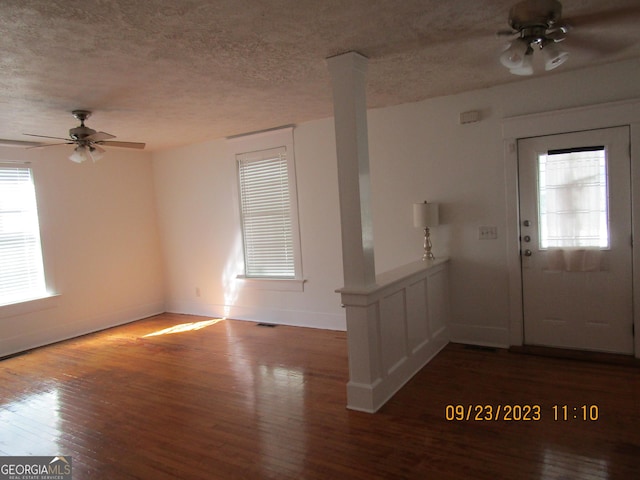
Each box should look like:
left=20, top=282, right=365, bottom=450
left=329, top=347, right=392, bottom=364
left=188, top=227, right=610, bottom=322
left=0, top=146, right=165, bottom=357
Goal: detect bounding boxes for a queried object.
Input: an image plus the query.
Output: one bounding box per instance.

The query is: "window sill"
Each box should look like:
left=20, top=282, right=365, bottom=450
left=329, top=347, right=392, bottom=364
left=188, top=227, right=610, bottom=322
left=0, top=294, right=60, bottom=318
left=236, top=276, right=305, bottom=292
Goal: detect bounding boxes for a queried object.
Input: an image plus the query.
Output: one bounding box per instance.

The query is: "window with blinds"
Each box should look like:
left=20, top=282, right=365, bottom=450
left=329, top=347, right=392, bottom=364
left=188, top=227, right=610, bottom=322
left=0, top=165, right=47, bottom=305
left=237, top=146, right=298, bottom=278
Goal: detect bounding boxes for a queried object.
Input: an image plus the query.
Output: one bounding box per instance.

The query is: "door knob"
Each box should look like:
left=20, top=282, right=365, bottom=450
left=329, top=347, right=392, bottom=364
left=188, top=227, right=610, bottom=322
left=523, top=235, right=531, bottom=242
left=523, top=249, right=532, bottom=257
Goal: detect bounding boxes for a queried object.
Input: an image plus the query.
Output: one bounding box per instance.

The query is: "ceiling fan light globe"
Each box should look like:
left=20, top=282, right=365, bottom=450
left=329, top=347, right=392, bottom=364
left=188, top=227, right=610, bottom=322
left=89, top=145, right=105, bottom=162
left=69, top=145, right=89, bottom=163
left=543, top=43, right=569, bottom=70
left=509, top=54, right=534, bottom=76
left=499, top=39, right=529, bottom=69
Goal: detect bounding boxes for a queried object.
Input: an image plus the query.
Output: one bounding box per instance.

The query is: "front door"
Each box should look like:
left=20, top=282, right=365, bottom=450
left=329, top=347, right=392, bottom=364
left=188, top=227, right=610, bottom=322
left=518, top=127, right=633, bottom=354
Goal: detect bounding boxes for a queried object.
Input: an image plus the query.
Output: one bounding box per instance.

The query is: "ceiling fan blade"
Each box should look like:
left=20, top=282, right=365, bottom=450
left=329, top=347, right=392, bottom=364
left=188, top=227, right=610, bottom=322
left=564, top=6, right=640, bottom=28
left=86, top=131, right=116, bottom=142
left=565, top=30, right=632, bottom=57
left=26, top=142, right=74, bottom=149
left=100, top=140, right=146, bottom=149
left=0, top=139, right=43, bottom=148
left=23, top=133, right=72, bottom=141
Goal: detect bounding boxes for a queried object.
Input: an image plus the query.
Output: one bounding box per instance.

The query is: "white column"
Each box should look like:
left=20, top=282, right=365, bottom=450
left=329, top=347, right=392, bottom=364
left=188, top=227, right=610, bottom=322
left=326, top=51, right=376, bottom=289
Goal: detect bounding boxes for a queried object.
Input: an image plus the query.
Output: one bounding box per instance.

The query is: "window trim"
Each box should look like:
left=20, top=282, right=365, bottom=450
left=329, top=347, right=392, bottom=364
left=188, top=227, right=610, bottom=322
left=228, top=127, right=304, bottom=290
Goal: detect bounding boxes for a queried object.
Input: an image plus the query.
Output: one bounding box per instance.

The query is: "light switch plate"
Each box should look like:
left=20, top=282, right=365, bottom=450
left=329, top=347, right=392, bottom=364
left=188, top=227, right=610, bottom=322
left=479, top=226, right=498, bottom=240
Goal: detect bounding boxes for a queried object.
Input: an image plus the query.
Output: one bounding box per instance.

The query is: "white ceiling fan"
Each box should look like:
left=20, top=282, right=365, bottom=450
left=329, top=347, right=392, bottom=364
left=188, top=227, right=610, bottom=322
left=497, top=0, right=573, bottom=75
left=24, top=110, right=145, bottom=163
left=496, top=0, right=640, bottom=76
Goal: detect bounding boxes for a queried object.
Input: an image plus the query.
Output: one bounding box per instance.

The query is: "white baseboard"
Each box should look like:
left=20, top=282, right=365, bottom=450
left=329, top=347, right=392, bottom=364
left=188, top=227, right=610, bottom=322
left=0, top=301, right=165, bottom=358
left=449, top=323, right=509, bottom=348
left=166, top=300, right=346, bottom=331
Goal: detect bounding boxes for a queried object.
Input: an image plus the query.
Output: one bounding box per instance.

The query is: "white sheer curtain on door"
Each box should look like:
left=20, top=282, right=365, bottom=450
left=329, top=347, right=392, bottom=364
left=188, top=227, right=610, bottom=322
left=538, top=146, right=608, bottom=271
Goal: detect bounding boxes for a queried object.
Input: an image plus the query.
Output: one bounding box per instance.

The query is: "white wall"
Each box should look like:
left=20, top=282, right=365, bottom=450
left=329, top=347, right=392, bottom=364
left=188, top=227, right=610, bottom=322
left=153, top=119, right=346, bottom=330
left=0, top=146, right=165, bottom=357
left=366, top=58, right=640, bottom=346
left=153, top=58, right=640, bottom=342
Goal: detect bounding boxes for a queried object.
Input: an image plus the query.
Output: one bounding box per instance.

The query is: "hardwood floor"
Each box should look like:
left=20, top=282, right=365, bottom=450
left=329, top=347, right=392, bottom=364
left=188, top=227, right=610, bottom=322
left=1, top=313, right=638, bottom=479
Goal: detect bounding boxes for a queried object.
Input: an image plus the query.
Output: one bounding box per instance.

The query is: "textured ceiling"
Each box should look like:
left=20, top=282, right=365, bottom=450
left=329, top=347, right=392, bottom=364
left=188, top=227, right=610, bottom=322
left=1, top=0, right=640, bottom=151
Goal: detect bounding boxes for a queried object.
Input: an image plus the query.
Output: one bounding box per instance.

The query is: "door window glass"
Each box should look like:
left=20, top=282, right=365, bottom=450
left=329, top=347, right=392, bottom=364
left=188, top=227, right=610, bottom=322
left=538, top=146, right=609, bottom=249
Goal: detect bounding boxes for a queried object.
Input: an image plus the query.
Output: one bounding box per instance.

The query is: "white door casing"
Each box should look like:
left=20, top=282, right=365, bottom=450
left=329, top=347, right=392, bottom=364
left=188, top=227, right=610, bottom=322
left=503, top=99, right=640, bottom=358
left=518, top=127, right=633, bottom=354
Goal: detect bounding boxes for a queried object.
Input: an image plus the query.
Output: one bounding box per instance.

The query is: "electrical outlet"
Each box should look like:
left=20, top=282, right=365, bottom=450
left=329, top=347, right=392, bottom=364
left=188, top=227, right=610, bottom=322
left=478, top=226, right=498, bottom=240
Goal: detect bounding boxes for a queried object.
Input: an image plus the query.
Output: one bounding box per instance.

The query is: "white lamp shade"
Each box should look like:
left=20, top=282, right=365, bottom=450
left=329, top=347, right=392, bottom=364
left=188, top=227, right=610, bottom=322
left=499, top=39, right=528, bottom=69
left=69, top=144, right=105, bottom=163
left=509, top=55, right=533, bottom=76
left=69, top=145, right=89, bottom=163
left=413, top=202, right=439, bottom=228
left=543, top=42, right=569, bottom=71
left=509, top=53, right=534, bottom=76
left=89, top=145, right=105, bottom=162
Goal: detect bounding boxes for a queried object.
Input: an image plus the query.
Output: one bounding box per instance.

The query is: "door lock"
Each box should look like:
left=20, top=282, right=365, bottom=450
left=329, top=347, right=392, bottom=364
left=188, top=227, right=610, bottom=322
left=523, top=249, right=533, bottom=257
left=523, top=235, right=531, bottom=242
left=523, top=220, right=531, bottom=227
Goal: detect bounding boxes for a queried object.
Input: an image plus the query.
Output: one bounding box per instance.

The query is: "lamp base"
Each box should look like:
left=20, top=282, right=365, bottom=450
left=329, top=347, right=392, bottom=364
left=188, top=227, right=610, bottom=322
left=423, top=227, right=435, bottom=261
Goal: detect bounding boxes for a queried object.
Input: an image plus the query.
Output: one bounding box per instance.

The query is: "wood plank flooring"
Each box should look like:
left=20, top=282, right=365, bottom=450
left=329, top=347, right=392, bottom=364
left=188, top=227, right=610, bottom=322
left=1, top=313, right=638, bottom=479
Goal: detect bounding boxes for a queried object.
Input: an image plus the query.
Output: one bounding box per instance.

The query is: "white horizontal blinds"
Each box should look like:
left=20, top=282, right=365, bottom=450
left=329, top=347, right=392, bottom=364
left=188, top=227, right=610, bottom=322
left=237, top=147, right=295, bottom=278
left=538, top=146, right=609, bottom=249
left=0, top=166, right=46, bottom=305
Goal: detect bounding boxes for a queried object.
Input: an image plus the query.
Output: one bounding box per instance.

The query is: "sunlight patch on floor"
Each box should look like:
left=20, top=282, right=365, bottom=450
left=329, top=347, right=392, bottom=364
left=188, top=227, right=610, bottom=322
left=0, top=389, right=61, bottom=455
left=541, top=447, right=609, bottom=479
left=143, top=319, right=223, bottom=337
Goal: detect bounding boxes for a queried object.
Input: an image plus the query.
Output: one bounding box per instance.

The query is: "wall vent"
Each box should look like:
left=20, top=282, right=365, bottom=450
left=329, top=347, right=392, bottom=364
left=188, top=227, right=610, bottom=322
left=459, top=110, right=480, bottom=124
